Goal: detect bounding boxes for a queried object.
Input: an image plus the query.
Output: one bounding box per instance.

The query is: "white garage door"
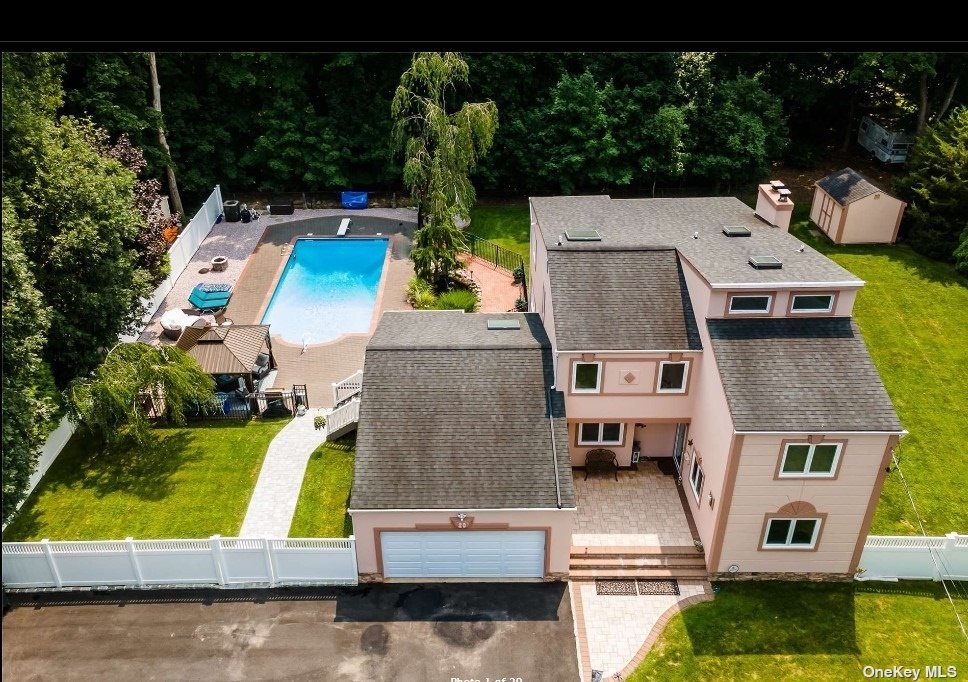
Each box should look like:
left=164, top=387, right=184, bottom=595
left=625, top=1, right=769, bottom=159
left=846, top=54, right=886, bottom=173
left=381, top=531, right=546, bottom=578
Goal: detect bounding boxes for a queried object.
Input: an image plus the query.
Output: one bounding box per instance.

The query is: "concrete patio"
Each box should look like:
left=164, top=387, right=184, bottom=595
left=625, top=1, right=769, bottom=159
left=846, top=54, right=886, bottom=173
left=572, top=463, right=698, bottom=548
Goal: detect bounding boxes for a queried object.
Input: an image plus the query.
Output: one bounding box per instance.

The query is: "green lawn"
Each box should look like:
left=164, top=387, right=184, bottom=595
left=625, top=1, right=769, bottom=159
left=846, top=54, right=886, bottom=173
left=791, top=221, right=968, bottom=535
left=3, top=419, right=287, bottom=541
left=468, top=203, right=531, bottom=267
left=288, top=436, right=355, bottom=537
left=630, top=581, right=968, bottom=681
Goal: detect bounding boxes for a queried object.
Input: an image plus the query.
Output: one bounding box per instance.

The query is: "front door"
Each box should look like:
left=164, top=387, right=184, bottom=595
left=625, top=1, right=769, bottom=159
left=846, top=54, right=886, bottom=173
left=673, top=423, right=688, bottom=479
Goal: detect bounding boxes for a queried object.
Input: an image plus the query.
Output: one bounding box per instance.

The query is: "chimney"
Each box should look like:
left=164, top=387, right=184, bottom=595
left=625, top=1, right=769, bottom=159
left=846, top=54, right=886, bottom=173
left=755, top=180, right=794, bottom=231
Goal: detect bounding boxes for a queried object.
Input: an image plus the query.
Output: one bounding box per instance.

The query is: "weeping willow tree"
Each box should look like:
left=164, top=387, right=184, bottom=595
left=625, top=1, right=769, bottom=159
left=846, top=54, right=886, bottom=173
left=66, top=342, right=215, bottom=445
left=391, top=52, right=498, bottom=288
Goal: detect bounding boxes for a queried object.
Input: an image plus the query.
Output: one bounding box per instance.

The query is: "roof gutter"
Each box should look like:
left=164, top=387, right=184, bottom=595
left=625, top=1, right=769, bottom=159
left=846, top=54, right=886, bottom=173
left=708, top=281, right=865, bottom=289
left=349, top=507, right=578, bottom=513
left=549, top=386, right=562, bottom=510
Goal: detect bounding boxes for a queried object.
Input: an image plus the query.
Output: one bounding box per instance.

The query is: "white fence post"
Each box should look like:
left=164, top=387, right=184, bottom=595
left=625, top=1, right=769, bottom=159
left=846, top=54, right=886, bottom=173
left=263, top=538, right=278, bottom=587
left=210, top=535, right=227, bottom=586
left=126, top=537, right=145, bottom=587
left=349, top=535, right=359, bottom=579
left=40, top=539, right=63, bottom=588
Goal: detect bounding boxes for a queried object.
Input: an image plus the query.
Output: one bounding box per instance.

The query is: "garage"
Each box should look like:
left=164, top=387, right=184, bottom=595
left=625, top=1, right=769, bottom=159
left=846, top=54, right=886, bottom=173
left=380, top=531, right=546, bottom=579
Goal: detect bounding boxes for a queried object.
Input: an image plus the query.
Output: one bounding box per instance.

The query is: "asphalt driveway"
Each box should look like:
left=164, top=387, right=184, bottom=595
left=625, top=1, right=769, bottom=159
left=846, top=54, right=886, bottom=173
left=2, top=583, right=579, bottom=682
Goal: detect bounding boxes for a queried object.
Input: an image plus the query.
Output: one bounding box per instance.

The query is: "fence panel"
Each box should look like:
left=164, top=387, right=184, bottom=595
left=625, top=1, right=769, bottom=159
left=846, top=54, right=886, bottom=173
left=858, top=533, right=968, bottom=581
left=2, top=536, right=357, bottom=590
left=271, top=539, right=358, bottom=585
left=464, top=233, right=525, bottom=274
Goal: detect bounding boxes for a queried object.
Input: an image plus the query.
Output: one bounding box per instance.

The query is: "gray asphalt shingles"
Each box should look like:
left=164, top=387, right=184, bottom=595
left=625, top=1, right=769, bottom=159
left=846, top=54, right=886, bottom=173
left=707, top=317, right=903, bottom=433
left=546, top=249, right=702, bottom=351
left=530, top=195, right=862, bottom=286
left=352, top=312, right=574, bottom=510
left=816, top=167, right=881, bottom=205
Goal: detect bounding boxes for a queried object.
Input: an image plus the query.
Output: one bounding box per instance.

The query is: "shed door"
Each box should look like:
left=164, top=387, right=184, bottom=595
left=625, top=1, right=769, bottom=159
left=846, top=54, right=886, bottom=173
left=380, top=530, right=545, bottom=578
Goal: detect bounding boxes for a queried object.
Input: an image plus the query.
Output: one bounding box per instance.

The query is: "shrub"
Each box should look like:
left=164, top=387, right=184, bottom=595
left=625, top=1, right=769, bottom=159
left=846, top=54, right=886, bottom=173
left=512, top=264, right=525, bottom=284
left=406, top=276, right=437, bottom=309
left=435, top=288, right=479, bottom=312
left=955, top=229, right=968, bottom=277
left=514, top=297, right=528, bottom=312
left=314, top=415, right=326, bottom=430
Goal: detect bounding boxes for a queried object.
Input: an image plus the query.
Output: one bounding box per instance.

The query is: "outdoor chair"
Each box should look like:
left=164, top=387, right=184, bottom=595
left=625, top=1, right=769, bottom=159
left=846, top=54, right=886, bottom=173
left=585, top=449, right=619, bottom=480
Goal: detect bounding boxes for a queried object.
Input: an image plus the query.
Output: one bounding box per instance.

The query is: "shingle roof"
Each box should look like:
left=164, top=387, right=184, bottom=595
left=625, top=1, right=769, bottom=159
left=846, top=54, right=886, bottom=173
left=530, top=195, right=861, bottom=286
left=707, top=317, right=902, bottom=433
left=176, top=324, right=269, bottom=375
left=351, top=312, right=574, bottom=510
left=546, top=249, right=702, bottom=351
left=816, top=167, right=881, bottom=205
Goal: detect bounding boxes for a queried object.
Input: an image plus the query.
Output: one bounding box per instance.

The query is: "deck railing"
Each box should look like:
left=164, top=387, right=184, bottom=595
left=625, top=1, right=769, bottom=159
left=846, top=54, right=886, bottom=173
left=326, top=398, right=360, bottom=438
left=332, top=370, right=363, bottom=406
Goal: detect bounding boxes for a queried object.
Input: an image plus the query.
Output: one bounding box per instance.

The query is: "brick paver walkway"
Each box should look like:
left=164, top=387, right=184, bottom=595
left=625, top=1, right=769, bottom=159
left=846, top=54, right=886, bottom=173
left=239, top=409, right=328, bottom=537
left=460, top=254, right=524, bottom=313
left=570, top=579, right=713, bottom=679
left=572, top=464, right=696, bottom=547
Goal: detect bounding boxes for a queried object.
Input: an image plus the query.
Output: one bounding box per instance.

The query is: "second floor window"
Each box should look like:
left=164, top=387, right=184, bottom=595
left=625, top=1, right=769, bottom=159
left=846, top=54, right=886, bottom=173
left=573, top=361, right=602, bottom=392
left=657, top=361, right=689, bottom=393
left=729, top=295, right=772, bottom=314
left=578, top=422, right=623, bottom=445
left=791, top=294, right=834, bottom=313
left=780, top=442, right=841, bottom=477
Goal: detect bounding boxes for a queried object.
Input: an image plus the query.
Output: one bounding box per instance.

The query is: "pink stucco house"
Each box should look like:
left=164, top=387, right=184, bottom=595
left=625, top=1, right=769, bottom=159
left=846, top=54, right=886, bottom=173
left=349, top=194, right=903, bottom=583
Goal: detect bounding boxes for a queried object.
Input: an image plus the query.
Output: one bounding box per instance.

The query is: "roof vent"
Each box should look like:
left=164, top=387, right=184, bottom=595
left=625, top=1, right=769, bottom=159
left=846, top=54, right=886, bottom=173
left=486, top=318, right=521, bottom=330
left=565, top=229, right=602, bottom=242
left=723, top=225, right=752, bottom=237
left=749, top=255, right=783, bottom=270
left=777, top=188, right=793, bottom=203
left=769, top=180, right=787, bottom=192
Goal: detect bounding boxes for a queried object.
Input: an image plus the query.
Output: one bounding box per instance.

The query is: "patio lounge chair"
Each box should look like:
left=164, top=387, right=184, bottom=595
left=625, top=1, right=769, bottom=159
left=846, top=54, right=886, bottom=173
left=188, top=282, right=232, bottom=321
left=159, top=308, right=203, bottom=340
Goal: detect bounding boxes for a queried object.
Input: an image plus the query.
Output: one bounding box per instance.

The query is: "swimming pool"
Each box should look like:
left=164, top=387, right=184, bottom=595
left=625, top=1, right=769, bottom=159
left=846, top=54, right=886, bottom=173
left=260, top=238, right=389, bottom=345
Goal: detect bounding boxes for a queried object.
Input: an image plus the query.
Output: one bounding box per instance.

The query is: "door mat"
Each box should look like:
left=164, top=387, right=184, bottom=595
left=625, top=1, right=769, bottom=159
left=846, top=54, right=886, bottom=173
left=636, top=579, right=680, bottom=595
left=595, top=579, right=637, bottom=595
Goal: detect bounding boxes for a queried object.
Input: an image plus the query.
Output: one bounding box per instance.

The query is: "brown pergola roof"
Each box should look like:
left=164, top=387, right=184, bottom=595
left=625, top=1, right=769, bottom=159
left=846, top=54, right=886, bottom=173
left=176, top=324, right=270, bottom=375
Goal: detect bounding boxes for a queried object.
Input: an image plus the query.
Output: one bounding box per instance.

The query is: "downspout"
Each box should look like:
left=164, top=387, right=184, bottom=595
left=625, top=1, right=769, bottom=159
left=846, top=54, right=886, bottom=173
left=548, top=386, right=562, bottom=509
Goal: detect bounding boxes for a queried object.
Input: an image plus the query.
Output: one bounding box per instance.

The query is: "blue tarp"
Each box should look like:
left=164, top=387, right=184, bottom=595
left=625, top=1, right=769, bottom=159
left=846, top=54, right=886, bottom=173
left=341, top=191, right=368, bottom=209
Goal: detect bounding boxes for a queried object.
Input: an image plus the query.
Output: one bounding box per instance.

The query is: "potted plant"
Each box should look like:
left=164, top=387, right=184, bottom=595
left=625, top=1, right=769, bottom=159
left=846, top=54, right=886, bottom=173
left=314, top=415, right=326, bottom=431
left=512, top=265, right=525, bottom=284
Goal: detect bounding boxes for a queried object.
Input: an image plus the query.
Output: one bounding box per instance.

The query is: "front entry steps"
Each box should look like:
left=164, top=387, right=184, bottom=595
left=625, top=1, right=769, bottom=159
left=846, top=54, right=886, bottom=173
left=569, top=545, right=708, bottom=580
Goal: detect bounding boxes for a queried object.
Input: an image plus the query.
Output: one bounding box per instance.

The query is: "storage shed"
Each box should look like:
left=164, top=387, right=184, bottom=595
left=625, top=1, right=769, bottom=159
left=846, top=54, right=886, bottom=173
left=810, top=168, right=906, bottom=244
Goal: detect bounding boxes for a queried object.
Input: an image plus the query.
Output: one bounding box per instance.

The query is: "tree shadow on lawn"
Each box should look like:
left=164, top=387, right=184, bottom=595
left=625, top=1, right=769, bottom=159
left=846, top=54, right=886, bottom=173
left=682, top=582, right=859, bottom=657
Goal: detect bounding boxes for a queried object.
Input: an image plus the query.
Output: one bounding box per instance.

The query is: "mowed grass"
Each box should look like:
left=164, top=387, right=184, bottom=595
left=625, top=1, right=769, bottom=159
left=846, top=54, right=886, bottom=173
left=791, top=221, right=968, bottom=535
left=3, top=419, right=288, bottom=541
left=629, top=581, right=968, bottom=681
left=468, top=203, right=531, bottom=267
left=288, top=436, right=355, bottom=537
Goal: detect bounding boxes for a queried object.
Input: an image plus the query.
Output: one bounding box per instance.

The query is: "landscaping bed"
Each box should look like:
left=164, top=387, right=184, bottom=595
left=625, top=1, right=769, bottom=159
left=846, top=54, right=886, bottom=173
left=3, top=419, right=288, bottom=541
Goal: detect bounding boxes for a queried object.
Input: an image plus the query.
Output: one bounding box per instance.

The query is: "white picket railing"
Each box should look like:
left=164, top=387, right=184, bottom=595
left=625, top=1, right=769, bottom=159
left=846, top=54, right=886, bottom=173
left=121, top=185, right=224, bottom=341
left=1, top=535, right=358, bottom=589
left=332, top=370, right=363, bottom=405
left=325, top=398, right=360, bottom=439
left=857, top=533, right=968, bottom=581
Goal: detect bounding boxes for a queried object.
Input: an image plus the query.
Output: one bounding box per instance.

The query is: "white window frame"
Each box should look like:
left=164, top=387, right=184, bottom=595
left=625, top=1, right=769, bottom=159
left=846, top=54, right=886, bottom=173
left=689, top=455, right=704, bottom=503
left=762, top=517, right=822, bottom=549
left=577, top=422, right=624, bottom=446
left=728, top=294, right=773, bottom=314
left=572, top=361, right=602, bottom=393
left=779, top=442, right=842, bottom=478
left=790, top=293, right=834, bottom=313
left=656, top=361, right=689, bottom=394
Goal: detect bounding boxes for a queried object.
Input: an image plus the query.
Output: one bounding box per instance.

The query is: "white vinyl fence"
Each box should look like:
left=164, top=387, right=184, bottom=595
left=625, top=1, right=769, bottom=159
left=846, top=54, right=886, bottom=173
left=122, top=185, right=224, bottom=340
left=857, top=533, right=968, bottom=581
left=2, top=536, right=358, bottom=589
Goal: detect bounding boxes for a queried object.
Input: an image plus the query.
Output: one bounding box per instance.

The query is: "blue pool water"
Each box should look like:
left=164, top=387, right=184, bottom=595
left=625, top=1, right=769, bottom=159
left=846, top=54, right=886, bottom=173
left=260, top=238, right=389, bottom=344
